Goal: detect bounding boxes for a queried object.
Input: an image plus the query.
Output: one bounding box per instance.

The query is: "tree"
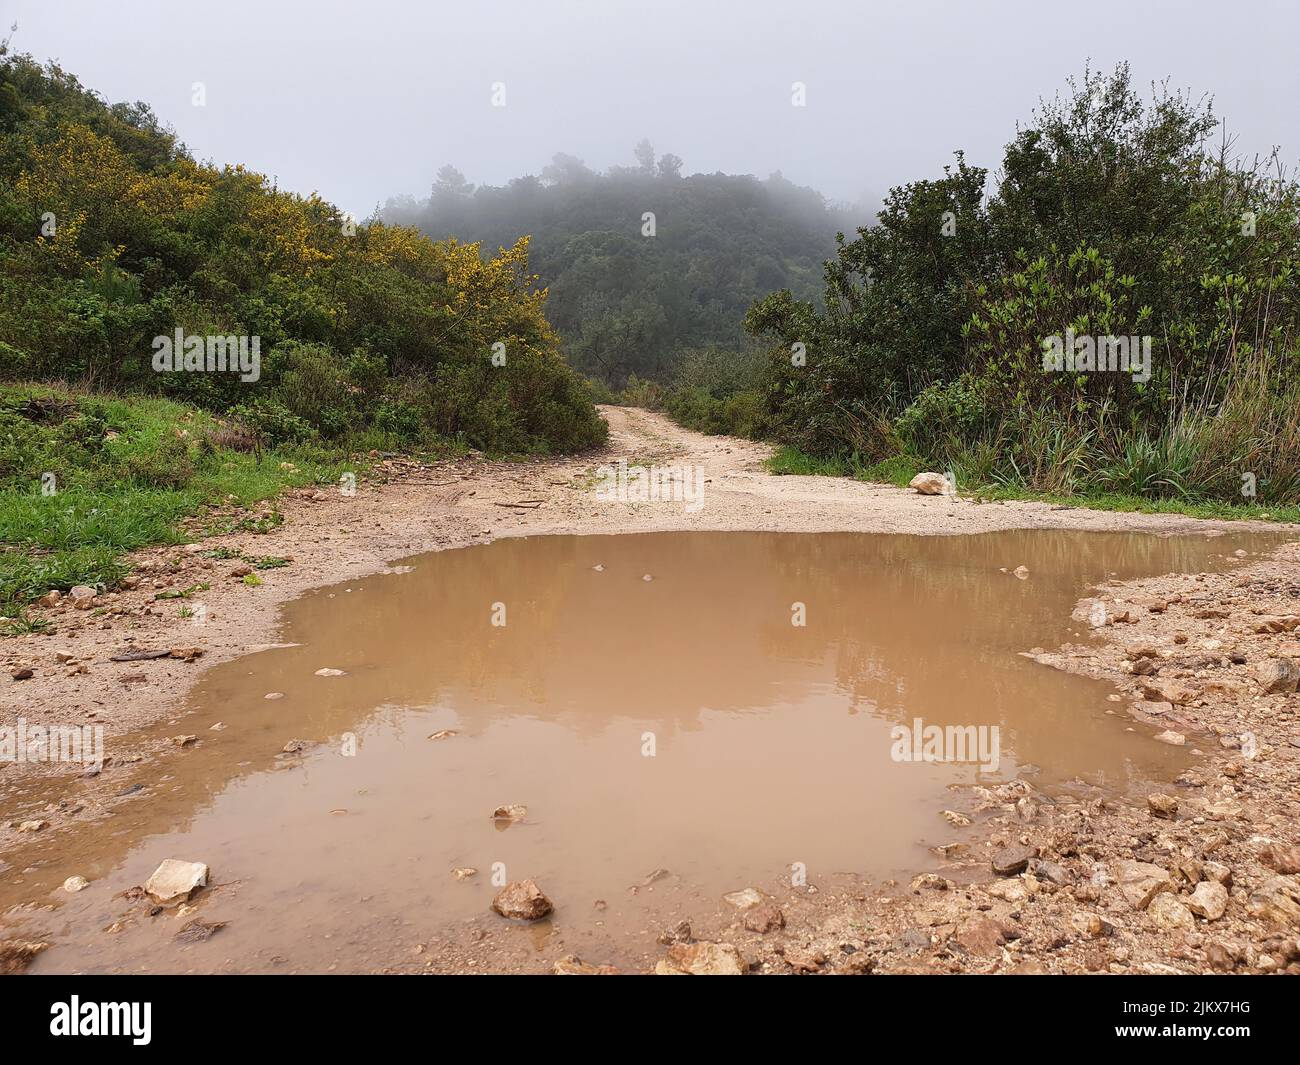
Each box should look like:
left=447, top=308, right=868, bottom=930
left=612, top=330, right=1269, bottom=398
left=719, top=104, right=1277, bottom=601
left=657, top=153, right=683, bottom=179
left=633, top=139, right=656, bottom=174
left=431, top=164, right=473, bottom=201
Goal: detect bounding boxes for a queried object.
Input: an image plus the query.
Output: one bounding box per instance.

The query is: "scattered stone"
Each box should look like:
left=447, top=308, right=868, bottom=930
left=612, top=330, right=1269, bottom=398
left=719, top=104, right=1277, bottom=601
left=143, top=859, right=209, bottom=905
left=1015, top=797, right=1039, bottom=822
left=1013, top=565, right=1030, bottom=580
left=62, top=876, right=89, bottom=893
left=1070, top=912, right=1112, bottom=938
left=783, top=945, right=827, bottom=972
left=1147, top=793, right=1178, bottom=819
left=1115, top=859, right=1174, bottom=910
left=1254, top=658, right=1300, bottom=694
left=991, top=844, right=1036, bottom=876
left=988, top=879, right=1029, bottom=903
left=722, top=887, right=764, bottom=910
left=281, top=739, right=314, bottom=754
left=1204, top=861, right=1233, bottom=887
left=36, top=590, right=61, bottom=608
left=490, top=804, right=527, bottom=824
left=941, top=809, right=971, bottom=827
left=10, top=667, right=33, bottom=681
left=175, top=918, right=226, bottom=943
left=743, top=903, right=785, bottom=933
left=1140, top=680, right=1196, bottom=705
left=655, top=941, right=746, bottom=975
left=954, top=916, right=1010, bottom=957
left=264, top=692, right=284, bottom=700
left=1205, top=942, right=1240, bottom=971
left=656, top=919, right=692, bottom=945
left=168, top=646, right=204, bottom=662
left=1187, top=880, right=1229, bottom=921
left=1254, top=616, right=1300, bottom=634
left=1259, top=843, right=1300, bottom=875
left=1247, top=876, right=1300, bottom=926
left=451, top=867, right=477, bottom=880
left=17, top=820, right=46, bottom=833
left=911, top=872, right=953, bottom=891
left=491, top=879, right=552, bottom=920
left=908, top=472, right=949, bottom=496
left=1148, top=893, right=1195, bottom=930
left=314, top=667, right=346, bottom=677
left=428, top=729, right=458, bottom=740
left=1030, top=859, right=1073, bottom=886
left=68, top=585, right=96, bottom=608
left=1154, top=730, right=1186, bottom=746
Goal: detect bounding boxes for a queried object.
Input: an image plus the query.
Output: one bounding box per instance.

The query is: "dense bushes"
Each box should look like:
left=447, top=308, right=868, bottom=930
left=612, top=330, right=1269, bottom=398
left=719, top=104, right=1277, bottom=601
left=0, top=50, right=606, bottom=455
left=746, top=65, right=1300, bottom=506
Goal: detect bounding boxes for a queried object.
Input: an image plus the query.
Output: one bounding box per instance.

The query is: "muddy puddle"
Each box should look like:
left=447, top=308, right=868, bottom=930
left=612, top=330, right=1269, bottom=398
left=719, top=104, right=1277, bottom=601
left=0, top=529, right=1283, bottom=972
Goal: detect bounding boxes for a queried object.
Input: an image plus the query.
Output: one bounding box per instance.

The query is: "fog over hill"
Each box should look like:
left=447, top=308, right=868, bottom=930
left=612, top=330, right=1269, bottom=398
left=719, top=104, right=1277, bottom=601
left=383, top=146, right=861, bottom=384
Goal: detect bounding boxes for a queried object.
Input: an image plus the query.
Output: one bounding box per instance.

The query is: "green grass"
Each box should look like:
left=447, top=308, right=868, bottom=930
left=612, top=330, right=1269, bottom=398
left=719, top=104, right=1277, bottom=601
left=765, top=445, right=1300, bottom=524
left=0, top=384, right=365, bottom=614
left=766, top=446, right=918, bottom=488
left=0, top=610, right=52, bottom=636
left=967, top=483, right=1300, bottom=524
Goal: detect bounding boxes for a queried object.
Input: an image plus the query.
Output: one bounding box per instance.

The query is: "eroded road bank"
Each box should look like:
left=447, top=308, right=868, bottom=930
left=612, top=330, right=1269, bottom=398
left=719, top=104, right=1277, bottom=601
left=3, top=407, right=1299, bottom=974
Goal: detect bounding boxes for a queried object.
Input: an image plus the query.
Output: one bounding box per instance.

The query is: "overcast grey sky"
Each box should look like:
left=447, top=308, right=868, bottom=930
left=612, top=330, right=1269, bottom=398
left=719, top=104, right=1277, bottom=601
left=9, top=0, right=1298, bottom=217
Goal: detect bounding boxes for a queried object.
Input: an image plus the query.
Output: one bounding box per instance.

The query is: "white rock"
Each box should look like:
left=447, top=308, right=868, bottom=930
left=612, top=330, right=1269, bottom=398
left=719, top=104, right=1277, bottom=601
left=909, top=472, right=949, bottom=496
left=722, top=887, right=764, bottom=910
left=63, top=875, right=89, bottom=893
left=144, top=859, right=209, bottom=905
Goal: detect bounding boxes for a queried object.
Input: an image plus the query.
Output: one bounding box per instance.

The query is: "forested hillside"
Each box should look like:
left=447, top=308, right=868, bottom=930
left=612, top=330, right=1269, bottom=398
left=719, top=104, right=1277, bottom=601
left=383, top=144, right=854, bottom=386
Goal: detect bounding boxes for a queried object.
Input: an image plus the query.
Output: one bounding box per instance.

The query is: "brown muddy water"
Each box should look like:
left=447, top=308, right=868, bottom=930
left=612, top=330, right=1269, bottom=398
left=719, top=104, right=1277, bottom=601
left=0, top=529, right=1281, bottom=972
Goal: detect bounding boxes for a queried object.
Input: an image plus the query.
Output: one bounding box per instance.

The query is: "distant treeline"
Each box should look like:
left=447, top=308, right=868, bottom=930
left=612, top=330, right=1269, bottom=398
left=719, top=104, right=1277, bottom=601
left=383, top=143, right=858, bottom=387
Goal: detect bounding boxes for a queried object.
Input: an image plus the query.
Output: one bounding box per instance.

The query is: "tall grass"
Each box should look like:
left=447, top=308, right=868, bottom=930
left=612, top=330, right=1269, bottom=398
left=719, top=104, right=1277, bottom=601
left=897, top=346, right=1299, bottom=509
